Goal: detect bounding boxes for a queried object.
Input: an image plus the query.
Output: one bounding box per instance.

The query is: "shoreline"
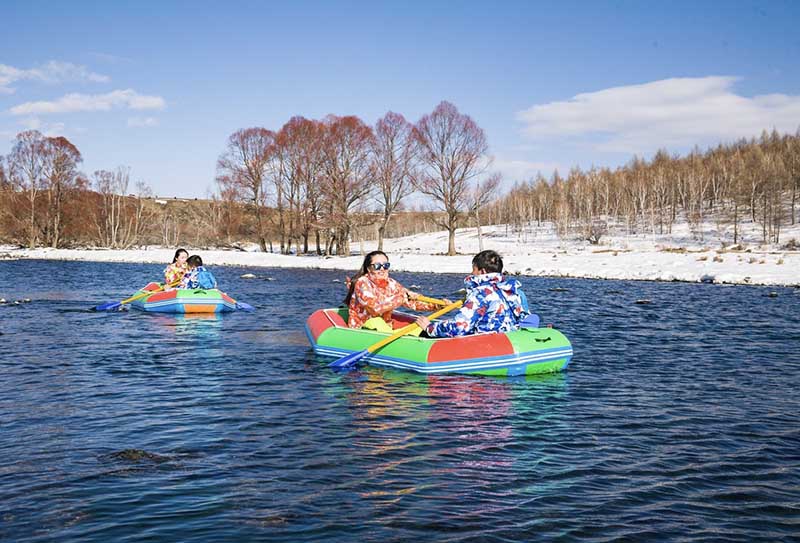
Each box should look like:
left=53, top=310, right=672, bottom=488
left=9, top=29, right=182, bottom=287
left=3, top=245, right=798, bottom=288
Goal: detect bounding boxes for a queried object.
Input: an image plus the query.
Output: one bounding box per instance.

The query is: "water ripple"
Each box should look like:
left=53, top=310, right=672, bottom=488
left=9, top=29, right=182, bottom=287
left=0, top=260, right=798, bottom=541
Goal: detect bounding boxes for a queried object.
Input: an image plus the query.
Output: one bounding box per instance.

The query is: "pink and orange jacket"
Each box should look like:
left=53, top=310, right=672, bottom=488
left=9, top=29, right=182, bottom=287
left=348, top=275, right=437, bottom=329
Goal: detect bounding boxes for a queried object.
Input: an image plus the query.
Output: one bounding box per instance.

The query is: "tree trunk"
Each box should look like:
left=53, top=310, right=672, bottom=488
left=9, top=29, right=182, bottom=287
left=338, top=226, right=350, bottom=256
left=254, top=203, right=268, bottom=252
left=475, top=210, right=484, bottom=251
left=447, top=227, right=457, bottom=256
left=377, top=216, right=389, bottom=252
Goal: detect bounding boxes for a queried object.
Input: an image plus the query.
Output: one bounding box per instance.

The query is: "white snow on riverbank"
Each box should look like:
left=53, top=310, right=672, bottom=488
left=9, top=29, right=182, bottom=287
left=2, top=219, right=799, bottom=287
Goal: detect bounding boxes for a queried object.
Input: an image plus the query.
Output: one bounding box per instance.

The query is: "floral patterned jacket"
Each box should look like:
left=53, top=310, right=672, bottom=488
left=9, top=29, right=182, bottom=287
left=425, top=272, right=529, bottom=338
left=348, top=275, right=436, bottom=329
left=164, top=262, right=189, bottom=285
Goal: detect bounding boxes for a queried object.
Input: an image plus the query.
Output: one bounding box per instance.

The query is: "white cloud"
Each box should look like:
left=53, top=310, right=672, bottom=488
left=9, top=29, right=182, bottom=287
left=492, top=157, right=561, bottom=183
left=516, top=77, right=800, bottom=154
left=0, top=61, right=109, bottom=93
left=88, top=52, right=134, bottom=64
left=127, top=116, right=160, bottom=127
left=18, top=117, right=66, bottom=137
left=10, top=89, right=167, bottom=115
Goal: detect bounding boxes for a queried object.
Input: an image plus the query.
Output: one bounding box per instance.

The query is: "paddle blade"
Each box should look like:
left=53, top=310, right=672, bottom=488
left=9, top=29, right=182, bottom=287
left=329, top=349, right=369, bottom=370
left=93, top=301, right=122, bottom=311
left=520, top=313, right=540, bottom=328
left=235, top=302, right=255, bottom=312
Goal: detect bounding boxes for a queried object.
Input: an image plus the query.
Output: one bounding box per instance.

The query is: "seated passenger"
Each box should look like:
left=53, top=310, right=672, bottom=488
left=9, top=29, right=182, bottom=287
left=164, top=248, right=189, bottom=288
left=415, top=250, right=529, bottom=337
left=180, top=255, right=218, bottom=290
left=345, top=251, right=439, bottom=332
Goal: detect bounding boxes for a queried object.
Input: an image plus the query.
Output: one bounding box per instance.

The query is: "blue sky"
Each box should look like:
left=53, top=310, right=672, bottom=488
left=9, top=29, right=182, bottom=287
left=2, top=1, right=799, bottom=198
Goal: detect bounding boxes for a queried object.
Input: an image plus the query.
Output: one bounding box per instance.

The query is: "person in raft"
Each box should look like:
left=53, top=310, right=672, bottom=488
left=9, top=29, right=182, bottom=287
left=180, top=255, right=218, bottom=290
left=164, top=248, right=189, bottom=288
left=345, top=250, right=442, bottom=333
left=415, top=249, right=529, bottom=337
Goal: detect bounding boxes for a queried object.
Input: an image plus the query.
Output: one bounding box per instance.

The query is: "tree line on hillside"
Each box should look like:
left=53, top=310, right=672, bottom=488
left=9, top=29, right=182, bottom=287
left=483, top=130, right=800, bottom=246
left=1, top=107, right=798, bottom=251
left=0, top=101, right=497, bottom=254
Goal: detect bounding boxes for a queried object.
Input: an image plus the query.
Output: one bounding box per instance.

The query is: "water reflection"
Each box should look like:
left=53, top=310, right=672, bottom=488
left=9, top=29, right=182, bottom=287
left=148, top=313, right=224, bottom=338
left=427, top=375, right=514, bottom=469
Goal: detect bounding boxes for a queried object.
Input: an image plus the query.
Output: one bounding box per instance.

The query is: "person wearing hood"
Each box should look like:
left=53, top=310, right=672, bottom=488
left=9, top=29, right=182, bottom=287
left=415, top=250, right=529, bottom=337
left=344, top=250, right=440, bottom=332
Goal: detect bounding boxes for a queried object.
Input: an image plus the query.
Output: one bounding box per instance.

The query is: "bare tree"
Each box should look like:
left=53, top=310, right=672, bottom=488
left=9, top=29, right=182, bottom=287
left=130, top=180, right=155, bottom=247
left=275, top=116, right=325, bottom=254
left=216, top=128, right=276, bottom=252
left=7, top=131, right=46, bottom=248
left=91, top=167, right=153, bottom=248
left=0, top=155, right=7, bottom=190
left=38, top=136, right=82, bottom=248
left=467, top=172, right=501, bottom=251
left=213, top=174, right=245, bottom=245
left=319, top=115, right=374, bottom=256
left=93, top=168, right=124, bottom=247
left=371, top=111, right=416, bottom=251
left=413, top=101, right=489, bottom=255
left=786, top=129, right=800, bottom=225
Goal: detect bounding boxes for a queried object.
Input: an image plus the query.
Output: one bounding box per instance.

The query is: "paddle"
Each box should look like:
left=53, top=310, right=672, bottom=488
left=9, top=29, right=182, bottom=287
left=519, top=313, right=540, bottom=328
left=92, top=279, right=181, bottom=311
left=413, top=294, right=451, bottom=306
left=234, top=300, right=255, bottom=311
left=329, top=299, right=464, bottom=370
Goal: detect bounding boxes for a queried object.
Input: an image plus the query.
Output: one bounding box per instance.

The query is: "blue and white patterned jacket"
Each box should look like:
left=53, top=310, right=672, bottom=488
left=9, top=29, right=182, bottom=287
left=180, top=266, right=217, bottom=290
left=425, top=272, right=530, bottom=338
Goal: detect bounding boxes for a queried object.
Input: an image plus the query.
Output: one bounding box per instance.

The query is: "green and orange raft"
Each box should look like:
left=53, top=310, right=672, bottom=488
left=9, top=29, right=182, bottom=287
left=305, top=308, right=573, bottom=376
left=129, top=282, right=238, bottom=313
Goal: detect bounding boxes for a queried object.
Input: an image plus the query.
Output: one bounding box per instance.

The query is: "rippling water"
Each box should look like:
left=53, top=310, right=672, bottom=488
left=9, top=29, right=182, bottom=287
left=1, top=259, right=799, bottom=542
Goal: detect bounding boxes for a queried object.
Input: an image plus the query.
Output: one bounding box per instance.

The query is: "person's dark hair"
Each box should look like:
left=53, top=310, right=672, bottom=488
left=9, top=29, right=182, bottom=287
left=343, top=250, right=388, bottom=305
left=186, top=255, right=203, bottom=268
left=172, top=248, right=188, bottom=263
left=472, top=250, right=503, bottom=274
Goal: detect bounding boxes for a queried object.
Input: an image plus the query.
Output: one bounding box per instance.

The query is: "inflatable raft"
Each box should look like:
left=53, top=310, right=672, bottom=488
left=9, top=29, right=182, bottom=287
left=305, top=308, right=573, bottom=376
left=129, top=282, right=238, bottom=313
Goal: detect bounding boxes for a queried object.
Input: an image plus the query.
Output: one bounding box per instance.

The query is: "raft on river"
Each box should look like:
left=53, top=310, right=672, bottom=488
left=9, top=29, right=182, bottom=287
left=129, top=282, right=238, bottom=313
left=305, top=308, right=573, bottom=376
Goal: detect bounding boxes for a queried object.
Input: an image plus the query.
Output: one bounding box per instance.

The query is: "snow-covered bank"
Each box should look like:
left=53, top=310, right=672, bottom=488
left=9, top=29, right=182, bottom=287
left=3, top=221, right=799, bottom=287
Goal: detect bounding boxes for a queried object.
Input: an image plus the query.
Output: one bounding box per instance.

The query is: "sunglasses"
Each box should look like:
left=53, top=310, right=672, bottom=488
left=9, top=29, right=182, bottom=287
left=369, top=262, right=391, bottom=271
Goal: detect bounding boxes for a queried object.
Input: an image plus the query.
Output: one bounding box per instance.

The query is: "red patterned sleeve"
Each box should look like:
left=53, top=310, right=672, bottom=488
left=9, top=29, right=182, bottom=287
left=405, top=298, right=438, bottom=312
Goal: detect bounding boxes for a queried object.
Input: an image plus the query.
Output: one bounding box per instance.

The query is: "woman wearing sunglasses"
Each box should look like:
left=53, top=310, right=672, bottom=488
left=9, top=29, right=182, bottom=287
left=344, top=250, right=439, bottom=332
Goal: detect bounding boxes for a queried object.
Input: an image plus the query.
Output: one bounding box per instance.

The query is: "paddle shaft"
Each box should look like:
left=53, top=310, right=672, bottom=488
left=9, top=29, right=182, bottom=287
left=413, top=294, right=450, bottom=306
left=121, top=279, right=180, bottom=305
left=329, top=300, right=463, bottom=369
left=365, top=299, right=463, bottom=354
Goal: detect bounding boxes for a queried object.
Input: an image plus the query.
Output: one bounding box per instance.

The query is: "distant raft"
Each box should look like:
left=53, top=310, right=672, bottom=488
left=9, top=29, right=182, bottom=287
left=129, top=282, right=238, bottom=313
left=305, top=308, right=573, bottom=376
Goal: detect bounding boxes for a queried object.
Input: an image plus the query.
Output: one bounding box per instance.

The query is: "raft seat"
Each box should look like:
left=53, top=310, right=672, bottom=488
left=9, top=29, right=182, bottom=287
left=391, top=313, right=416, bottom=328
left=324, top=308, right=416, bottom=330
